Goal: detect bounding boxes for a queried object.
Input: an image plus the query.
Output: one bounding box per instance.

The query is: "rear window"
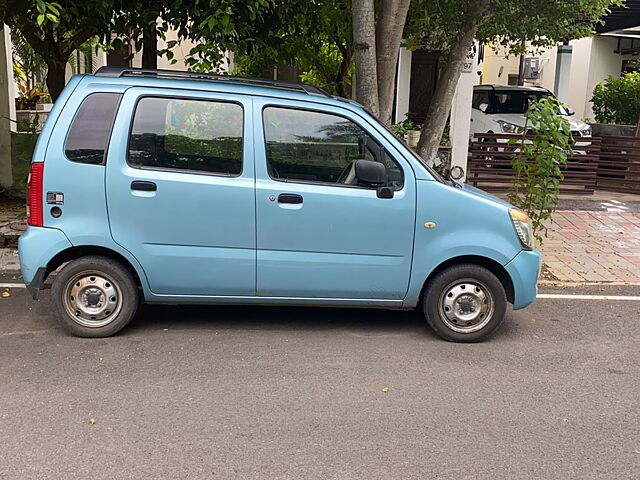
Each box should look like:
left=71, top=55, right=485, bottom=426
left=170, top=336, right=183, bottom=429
left=64, top=93, right=121, bottom=165
left=127, top=97, right=243, bottom=176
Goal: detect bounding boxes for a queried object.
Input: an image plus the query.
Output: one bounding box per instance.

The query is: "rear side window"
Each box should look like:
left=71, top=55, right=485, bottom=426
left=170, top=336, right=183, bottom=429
left=128, top=97, right=243, bottom=176
left=64, top=93, right=121, bottom=165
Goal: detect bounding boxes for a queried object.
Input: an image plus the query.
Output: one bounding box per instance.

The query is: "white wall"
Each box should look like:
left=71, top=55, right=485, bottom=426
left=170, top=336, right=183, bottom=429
left=583, top=36, right=623, bottom=119
left=450, top=43, right=480, bottom=174
left=394, top=47, right=412, bottom=124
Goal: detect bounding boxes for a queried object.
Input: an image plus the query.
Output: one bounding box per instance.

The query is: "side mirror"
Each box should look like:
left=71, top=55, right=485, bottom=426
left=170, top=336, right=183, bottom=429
left=566, top=108, right=575, bottom=116
left=355, top=159, right=387, bottom=186
left=354, top=159, right=393, bottom=198
left=479, top=103, right=489, bottom=113
left=449, top=165, right=465, bottom=180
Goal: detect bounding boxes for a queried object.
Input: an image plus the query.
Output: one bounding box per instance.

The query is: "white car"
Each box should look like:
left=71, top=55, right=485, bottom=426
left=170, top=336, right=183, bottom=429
left=470, top=85, right=592, bottom=143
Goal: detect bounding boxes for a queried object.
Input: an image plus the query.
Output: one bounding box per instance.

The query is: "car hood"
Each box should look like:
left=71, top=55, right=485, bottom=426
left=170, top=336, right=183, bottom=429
left=459, top=182, right=513, bottom=209
left=496, top=113, right=589, bottom=132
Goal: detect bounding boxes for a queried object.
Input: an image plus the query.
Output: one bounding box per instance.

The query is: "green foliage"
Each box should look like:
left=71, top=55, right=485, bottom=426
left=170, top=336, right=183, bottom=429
left=390, top=119, right=422, bottom=139
left=591, top=72, right=640, bottom=125
left=406, top=0, right=623, bottom=59
left=507, top=98, right=572, bottom=245
left=11, top=131, right=39, bottom=197
left=15, top=84, right=47, bottom=110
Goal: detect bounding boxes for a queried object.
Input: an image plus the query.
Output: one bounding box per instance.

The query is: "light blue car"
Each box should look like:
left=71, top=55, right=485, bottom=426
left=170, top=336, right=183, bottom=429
left=18, top=67, right=540, bottom=342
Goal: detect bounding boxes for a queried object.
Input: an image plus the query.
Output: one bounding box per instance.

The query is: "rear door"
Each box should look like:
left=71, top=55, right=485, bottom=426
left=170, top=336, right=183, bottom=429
left=254, top=98, right=416, bottom=300
left=106, top=88, right=256, bottom=296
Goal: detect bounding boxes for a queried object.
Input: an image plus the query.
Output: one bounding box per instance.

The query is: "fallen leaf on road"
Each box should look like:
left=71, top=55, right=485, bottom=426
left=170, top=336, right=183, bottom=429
left=88, top=418, right=95, bottom=425
left=1, top=291, right=10, bottom=297
left=562, top=418, right=569, bottom=423
left=382, top=387, right=389, bottom=393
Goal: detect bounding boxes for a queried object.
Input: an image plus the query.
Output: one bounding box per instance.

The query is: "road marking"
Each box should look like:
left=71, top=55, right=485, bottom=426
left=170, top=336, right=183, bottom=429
left=538, top=294, right=640, bottom=301
left=0, top=283, right=25, bottom=288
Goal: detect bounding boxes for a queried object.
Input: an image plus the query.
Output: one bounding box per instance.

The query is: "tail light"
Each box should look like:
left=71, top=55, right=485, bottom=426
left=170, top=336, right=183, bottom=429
left=27, top=162, right=44, bottom=227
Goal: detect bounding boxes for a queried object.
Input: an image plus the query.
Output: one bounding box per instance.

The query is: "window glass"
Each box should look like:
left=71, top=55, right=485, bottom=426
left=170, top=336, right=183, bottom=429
left=263, top=107, right=403, bottom=189
left=128, top=97, right=243, bottom=175
left=472, top=91, right=490, bottom=111
left=492, top=90, right=569, bottom=115
left=64, top=93, right=121, bottom=164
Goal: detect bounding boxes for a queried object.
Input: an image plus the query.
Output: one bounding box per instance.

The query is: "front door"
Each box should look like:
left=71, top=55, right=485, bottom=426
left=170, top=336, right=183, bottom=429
left=106, top=88, right=256, bottom=296
left=254, top=99, right=416, bottom=300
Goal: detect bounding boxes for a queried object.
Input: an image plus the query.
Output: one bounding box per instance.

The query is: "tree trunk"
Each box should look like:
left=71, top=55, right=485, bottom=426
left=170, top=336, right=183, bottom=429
left=142, top=23, right=158, bottom=70
left=636, top=116, right=640, bottom=137
left=376, top=0, right=411, bottom=126
left=352, top=0, right=379, bottom=117
left=416, top=22, right=478, bottom=163
left=46, top=56, right=68, bottom=102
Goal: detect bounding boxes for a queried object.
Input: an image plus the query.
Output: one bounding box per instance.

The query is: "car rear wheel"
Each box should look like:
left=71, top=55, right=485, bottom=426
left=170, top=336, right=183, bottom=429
left=422, top=264, right=507, bottom=342
left=51, top=256, right=139, bottom=337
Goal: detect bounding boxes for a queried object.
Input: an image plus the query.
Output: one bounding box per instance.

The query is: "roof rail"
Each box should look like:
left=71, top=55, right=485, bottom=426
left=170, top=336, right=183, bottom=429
left=94, top=66, right=331, bottom=97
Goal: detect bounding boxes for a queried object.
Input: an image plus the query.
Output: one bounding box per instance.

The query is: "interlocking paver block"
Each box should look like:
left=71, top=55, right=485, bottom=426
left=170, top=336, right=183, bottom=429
left=540, top=211, right=640, bottom=283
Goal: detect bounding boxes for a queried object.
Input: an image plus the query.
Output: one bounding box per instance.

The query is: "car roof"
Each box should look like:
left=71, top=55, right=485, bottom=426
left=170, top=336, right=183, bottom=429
left=474, top=84, right=551, bottom=93
left=85, top=66, right=361, bottom=111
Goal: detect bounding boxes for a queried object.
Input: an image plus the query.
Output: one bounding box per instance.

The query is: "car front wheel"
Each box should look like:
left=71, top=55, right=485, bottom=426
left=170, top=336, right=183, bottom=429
left=422, top=264, right=507, bottom=342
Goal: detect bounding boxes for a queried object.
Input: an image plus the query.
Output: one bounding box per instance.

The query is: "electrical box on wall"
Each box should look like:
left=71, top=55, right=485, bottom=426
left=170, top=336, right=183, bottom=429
left=523, top=57, right=541, bottom=79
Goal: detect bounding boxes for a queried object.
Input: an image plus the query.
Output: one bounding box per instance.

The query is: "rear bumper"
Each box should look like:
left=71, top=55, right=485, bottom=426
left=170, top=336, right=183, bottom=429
left=18, top=226, right=72, bottom=299
left=505, top=249, right=541, bottom=309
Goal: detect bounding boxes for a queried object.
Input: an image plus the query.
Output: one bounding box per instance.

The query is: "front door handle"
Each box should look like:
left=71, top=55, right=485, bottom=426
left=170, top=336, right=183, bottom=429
left=131, top=181, right=157, bottom=192
left=278, top=193, right=303, bottom=204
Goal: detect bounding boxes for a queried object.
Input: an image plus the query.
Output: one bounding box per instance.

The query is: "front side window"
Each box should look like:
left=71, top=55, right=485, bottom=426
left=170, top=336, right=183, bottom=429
left=128, top=97, right=243, bottom=175
left=65, top=93, right=122, bottom=165
left=263, top=107, right=403, bottom=189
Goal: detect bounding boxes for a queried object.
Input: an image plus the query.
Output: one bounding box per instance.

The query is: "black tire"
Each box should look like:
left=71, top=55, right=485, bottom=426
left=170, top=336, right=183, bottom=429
left=51, top=256, right=140, bottom=337
left=422, top=264, right=507, bottom=343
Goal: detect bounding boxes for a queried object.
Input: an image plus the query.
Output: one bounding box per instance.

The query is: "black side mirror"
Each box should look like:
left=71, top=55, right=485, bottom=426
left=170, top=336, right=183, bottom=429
left=354, top=160, right=393, bottom=199
left=355, top=159, right=387, bottom=186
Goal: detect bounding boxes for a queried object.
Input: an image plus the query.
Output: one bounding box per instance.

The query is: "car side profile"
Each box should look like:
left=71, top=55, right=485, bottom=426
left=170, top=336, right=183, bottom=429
left=19, top=67, right=540, bottom=342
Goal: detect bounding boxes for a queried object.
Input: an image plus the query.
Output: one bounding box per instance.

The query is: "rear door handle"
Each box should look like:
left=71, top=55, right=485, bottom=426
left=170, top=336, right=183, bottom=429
left=131, top=181, right=157, bottom=192
left=278, top=193, right=303, bottom=204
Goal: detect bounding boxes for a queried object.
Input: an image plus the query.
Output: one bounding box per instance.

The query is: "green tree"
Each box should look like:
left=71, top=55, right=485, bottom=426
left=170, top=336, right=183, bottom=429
left=403, top=0, right=623, bottom=163
left=1, top=0, right=113, bottom=100
left=188, top=0, right=353, bottom=97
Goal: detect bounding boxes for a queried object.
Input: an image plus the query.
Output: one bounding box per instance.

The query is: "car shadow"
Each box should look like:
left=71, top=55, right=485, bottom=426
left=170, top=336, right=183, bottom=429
left=126, top=303, right=435, bottom=337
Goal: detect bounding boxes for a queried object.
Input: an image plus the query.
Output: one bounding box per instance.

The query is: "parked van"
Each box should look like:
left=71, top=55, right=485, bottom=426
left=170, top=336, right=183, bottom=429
left=19, top=67, right=540, bottom=342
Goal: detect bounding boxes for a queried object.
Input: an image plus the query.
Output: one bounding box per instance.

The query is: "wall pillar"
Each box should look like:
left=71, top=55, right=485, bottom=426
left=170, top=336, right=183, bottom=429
left=554, top=44, right=573, bottom=104
left=450, top=43, right=480, bottom=178
left=0, top=25, right=16, bottom=189
left=394, top=47, right=412, bottom=124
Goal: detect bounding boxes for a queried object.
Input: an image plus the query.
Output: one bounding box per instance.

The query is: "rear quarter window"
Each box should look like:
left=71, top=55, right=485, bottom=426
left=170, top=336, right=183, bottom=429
left=64, top=93, right=122, bottom=165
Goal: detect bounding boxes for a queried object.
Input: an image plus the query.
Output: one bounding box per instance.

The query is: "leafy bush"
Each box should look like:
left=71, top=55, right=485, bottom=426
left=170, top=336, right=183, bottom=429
left=508, top=97, right=571, bottom=245
left=390, top=118, right=421, bottom=138
left=591, top=72, right=640, bottom=125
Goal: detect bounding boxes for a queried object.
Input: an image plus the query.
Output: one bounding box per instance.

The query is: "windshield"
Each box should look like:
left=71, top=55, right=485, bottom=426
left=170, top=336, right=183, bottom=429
left=493, top=90, right=570, bottom=115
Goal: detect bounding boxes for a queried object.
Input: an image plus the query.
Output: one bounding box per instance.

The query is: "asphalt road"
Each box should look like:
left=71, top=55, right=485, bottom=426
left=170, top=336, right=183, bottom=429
left=1, top=284, right=639, bottom=479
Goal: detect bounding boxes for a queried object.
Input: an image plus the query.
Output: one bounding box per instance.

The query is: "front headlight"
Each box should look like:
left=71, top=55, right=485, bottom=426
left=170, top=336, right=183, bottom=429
left=509, top=209, right=533, bottom=249
left=498, top=120, right=521, bottom=134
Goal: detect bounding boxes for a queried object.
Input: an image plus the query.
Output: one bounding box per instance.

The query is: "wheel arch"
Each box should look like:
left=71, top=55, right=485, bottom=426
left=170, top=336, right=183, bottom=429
left=44, top=245, right=144, bottom=290
left=419, top=255, right=515, bottom=306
